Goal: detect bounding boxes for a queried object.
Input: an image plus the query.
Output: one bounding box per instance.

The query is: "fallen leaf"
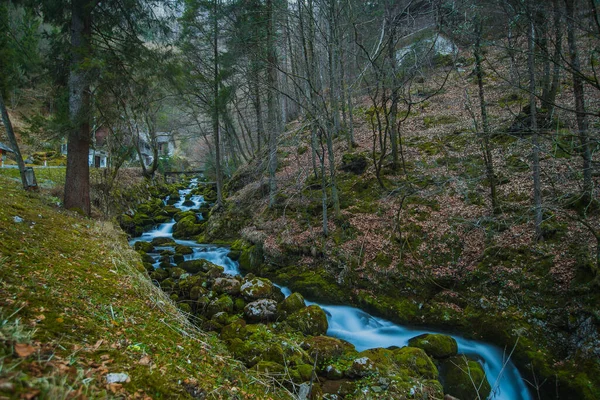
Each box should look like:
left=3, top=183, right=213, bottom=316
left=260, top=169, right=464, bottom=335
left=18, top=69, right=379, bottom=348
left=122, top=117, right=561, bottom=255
left=14, top=343, right=35, bottom=358
left=20, top=389, right=40, bottom=400
left=138, top=355, right=152, bottom=366
left=107, top=383, right=122, bottom=394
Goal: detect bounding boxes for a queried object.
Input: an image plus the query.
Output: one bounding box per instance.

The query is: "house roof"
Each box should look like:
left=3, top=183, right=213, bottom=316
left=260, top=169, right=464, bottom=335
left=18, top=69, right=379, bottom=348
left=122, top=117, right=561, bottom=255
left=0, top=142, right=15, bottom=153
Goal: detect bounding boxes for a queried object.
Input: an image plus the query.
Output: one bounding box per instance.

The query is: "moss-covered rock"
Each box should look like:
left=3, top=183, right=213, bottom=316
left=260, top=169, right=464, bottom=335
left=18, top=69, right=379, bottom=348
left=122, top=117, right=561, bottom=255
left=240, top=277, right=274, bottom=301
left=244, top=299, right=278, bottom=322
left=150, top=268, right=169, bottom=282
left=346, top=356, right=377, bottom=378
left=282, top=270, right=346, bottom=304
left=212, top=277, right=241, bottom=295
left=408, top=333, right=458, bottom=359
left=175, top=244, right=193, bottom=255
left=391, top=347, right=438, bottom=379
left=286, top=305, right=328, bottom=336
left=169, top=267, right=186, bottom=279
left=278, top=292, right=306, bottom=318
left=206, top=295, right=234, bottom=317
left=178, top=259, right=216, bottom=274
left=151, top=237, right=176, bottom=247
left=340, top=152, right=368, bottom=175
left=221, top=319, right=248, bottom=341
left=238, top=245, right=263, bottom=273
left=134, top=241, right=154, bottom=253
left=173, top=215, right=204, bottom=239
left=441, top=356, right=491, bottom=400
left=301, top=336, right=356, bottom=361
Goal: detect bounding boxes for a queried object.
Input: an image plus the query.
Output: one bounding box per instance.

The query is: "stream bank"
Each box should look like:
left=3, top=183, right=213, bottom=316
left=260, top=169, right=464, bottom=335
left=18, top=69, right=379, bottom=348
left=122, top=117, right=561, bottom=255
left=124, top=177, right=533, bottom=399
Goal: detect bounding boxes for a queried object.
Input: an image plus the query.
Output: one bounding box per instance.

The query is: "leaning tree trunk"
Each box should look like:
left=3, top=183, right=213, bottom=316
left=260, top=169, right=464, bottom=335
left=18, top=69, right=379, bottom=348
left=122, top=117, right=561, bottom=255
left=0, top=92, right=31, bottom=190
left=213, top=0, right=223, bottom=208
left=64, top=0, right=92, bottom=215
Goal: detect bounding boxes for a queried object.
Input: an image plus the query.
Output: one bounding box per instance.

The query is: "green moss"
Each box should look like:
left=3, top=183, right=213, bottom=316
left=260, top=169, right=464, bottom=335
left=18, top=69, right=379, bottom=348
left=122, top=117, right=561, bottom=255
left=441, top=356, right=491, bottom=400
left=423, top=115, right=459, bottom=128
left=392, top=347, right=438, bottom=379
left=407, top=334, right=458, bottom=359
left=286, top=305, right=328, bottom=336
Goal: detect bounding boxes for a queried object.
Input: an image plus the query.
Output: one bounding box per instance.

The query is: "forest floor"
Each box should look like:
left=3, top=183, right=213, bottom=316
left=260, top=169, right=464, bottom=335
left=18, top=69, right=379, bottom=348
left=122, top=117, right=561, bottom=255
left=206, top=58, right=600, bottom=399
left=0, top=176, right=291, bottom=399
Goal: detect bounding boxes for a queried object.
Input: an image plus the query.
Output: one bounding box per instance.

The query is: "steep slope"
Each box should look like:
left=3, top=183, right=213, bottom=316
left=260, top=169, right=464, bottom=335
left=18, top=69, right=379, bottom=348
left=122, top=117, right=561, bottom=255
left=0, top=176, right=289, bottom=399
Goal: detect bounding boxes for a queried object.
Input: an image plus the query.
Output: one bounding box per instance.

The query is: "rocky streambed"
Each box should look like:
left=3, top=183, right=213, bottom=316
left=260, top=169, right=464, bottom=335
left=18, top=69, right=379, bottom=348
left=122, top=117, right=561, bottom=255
left=121, top=178, right=531, bottom=399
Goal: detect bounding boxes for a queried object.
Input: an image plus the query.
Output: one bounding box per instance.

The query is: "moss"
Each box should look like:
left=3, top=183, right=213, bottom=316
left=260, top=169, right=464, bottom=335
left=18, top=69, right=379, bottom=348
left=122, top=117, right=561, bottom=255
left=407, top=334, right=458, bottom=359
left=238, top=245, right=264, bottom=273
left=172, top=215, right=204, bottom=239
left=391, top=347, right=438, bottom=379
left=281, top=269, right=347, bottom=304
left=441, top=356, right=491, bottom=400
left=286, top=305, right=328, bottom=336
left=423, top=115, right=459, bottom=128
left=339, top=152, right=368, bottom=175
left=278, top=292, right=306, bottom=318
left=355, top=291, right=419, bottom=324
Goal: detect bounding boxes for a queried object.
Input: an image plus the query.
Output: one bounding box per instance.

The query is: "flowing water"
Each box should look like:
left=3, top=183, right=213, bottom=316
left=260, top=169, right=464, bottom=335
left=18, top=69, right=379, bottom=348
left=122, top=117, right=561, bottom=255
left=130, top=179, right=532, bottom=400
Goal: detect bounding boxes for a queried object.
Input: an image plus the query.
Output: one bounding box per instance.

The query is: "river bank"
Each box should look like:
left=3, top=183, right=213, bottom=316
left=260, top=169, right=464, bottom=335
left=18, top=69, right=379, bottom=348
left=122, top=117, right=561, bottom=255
left=125, top=177, right=534, bottom=399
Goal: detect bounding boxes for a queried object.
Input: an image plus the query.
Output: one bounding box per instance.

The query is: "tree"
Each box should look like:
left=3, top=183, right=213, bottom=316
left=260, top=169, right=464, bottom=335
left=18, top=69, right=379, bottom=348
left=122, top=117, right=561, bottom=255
left=0, top=3, right=40, bottom=190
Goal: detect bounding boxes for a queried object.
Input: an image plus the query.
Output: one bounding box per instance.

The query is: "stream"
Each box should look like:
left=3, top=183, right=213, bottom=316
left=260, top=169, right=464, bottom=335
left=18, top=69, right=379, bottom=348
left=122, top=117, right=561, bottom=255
left=130, top=179, right=532, bottom=400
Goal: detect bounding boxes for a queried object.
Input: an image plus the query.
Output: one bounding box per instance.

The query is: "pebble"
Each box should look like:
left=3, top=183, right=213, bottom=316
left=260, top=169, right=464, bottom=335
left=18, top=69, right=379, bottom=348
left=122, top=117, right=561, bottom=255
left=13, top=216, right=23, bottom=223
left=105, top=373, right=130, bottom=384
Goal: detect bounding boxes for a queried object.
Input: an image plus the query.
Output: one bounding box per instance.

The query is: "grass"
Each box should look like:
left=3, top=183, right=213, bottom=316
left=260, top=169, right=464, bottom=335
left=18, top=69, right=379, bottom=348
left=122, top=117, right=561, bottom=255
left=0, top=176, right=290, bottom=399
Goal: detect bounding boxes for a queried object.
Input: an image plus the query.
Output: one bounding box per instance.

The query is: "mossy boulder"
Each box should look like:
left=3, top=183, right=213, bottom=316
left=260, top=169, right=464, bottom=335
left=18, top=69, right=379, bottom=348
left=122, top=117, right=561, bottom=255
left=283, top=270, right=346, bottom=304
left=391, top=347, right=438, bottom=379
left=151, top=237, right=176, bottom=247
left=238, top=245, right=263, bottom=273
left=340, top=152, right=368, bottom=175
left=150, top=268, right=169, bottom=282
left=346, top=356, right=378, bottom=378
left=301, top=336, right=356, bottom=361
left=221, top=319, right=248, bottom=341
left=254, top=361, right=286, bottom=375
left=287, top=305, right=328, bottom=336
left=175, top=244, right=193, bottom=255
left=441, top=356, right=491, bottom=400
left=206, top=295, right=234, bottom=317
left=179, top=259, right=217, bottom=274
left=134, top=241, right=154, bottom=253
left=240, top=277, right=274, bottom=301
left=213, top=277, right=241, bottom=295
left=278, top=292, right=306, bottom=318
left=244, top=299, right=278, bottom=322
left=169, top=267, right=186, bottom=279
left=163, top=205, right=180, bottom=216
left=173, top=215, right=204, bottom=239
left=408, top=333, right=458, bottom=359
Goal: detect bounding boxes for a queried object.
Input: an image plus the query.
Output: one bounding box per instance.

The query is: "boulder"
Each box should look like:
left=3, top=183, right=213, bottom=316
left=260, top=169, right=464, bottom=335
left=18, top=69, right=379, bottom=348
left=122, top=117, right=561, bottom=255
left=206, top=295, right=234, bottom=317
left=301, top=336, right=355, bottom=361
left=173, top=215, right=204, bottom=239
left=213, top=277, right=241, bottom=295
left=175, top=244, right=193, bottom=255
left=244, top=299, right=278, bottom=322
left=286, top=305, right=328, bottom=336
left=241, top=277, right=274, bottom=301
left=441, top=356, right=491, bottom=400
left=179, top=259, right=215, bottom=274
left=408, top=333, right=458, bottom=359
left=134, top=241, right=154, bottom=253
left=221, top=319, right=248, bottom=341
left=278, top=292, right=306, bottom=318
left=347, top=356, right=377, bottom=378
left=151, top=237, right=176, bottom=247
left=391, top=347, right=438, bottom=379
left=169, top=267, right=186, bottom=280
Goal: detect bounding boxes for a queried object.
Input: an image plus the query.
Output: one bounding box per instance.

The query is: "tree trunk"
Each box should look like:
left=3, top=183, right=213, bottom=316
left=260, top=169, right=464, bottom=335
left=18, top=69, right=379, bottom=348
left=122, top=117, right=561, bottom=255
left=565, top=0, right=593, bottom=204
left=0, top=92, right=31, bottom=190
left=65, top=0, right=92, bottom=215
left=213, top=0, right=223, bottom=207
left=474, top=18, right=498, bottom=215
left=267, top=0, right=278, bottom=207
left=528, top=1, right=543, bottom=241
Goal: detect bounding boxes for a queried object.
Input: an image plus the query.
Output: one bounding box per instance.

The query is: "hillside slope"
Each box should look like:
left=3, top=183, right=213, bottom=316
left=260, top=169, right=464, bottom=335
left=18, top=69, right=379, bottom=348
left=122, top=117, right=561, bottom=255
left=0, top=176, right=289, bottom=399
